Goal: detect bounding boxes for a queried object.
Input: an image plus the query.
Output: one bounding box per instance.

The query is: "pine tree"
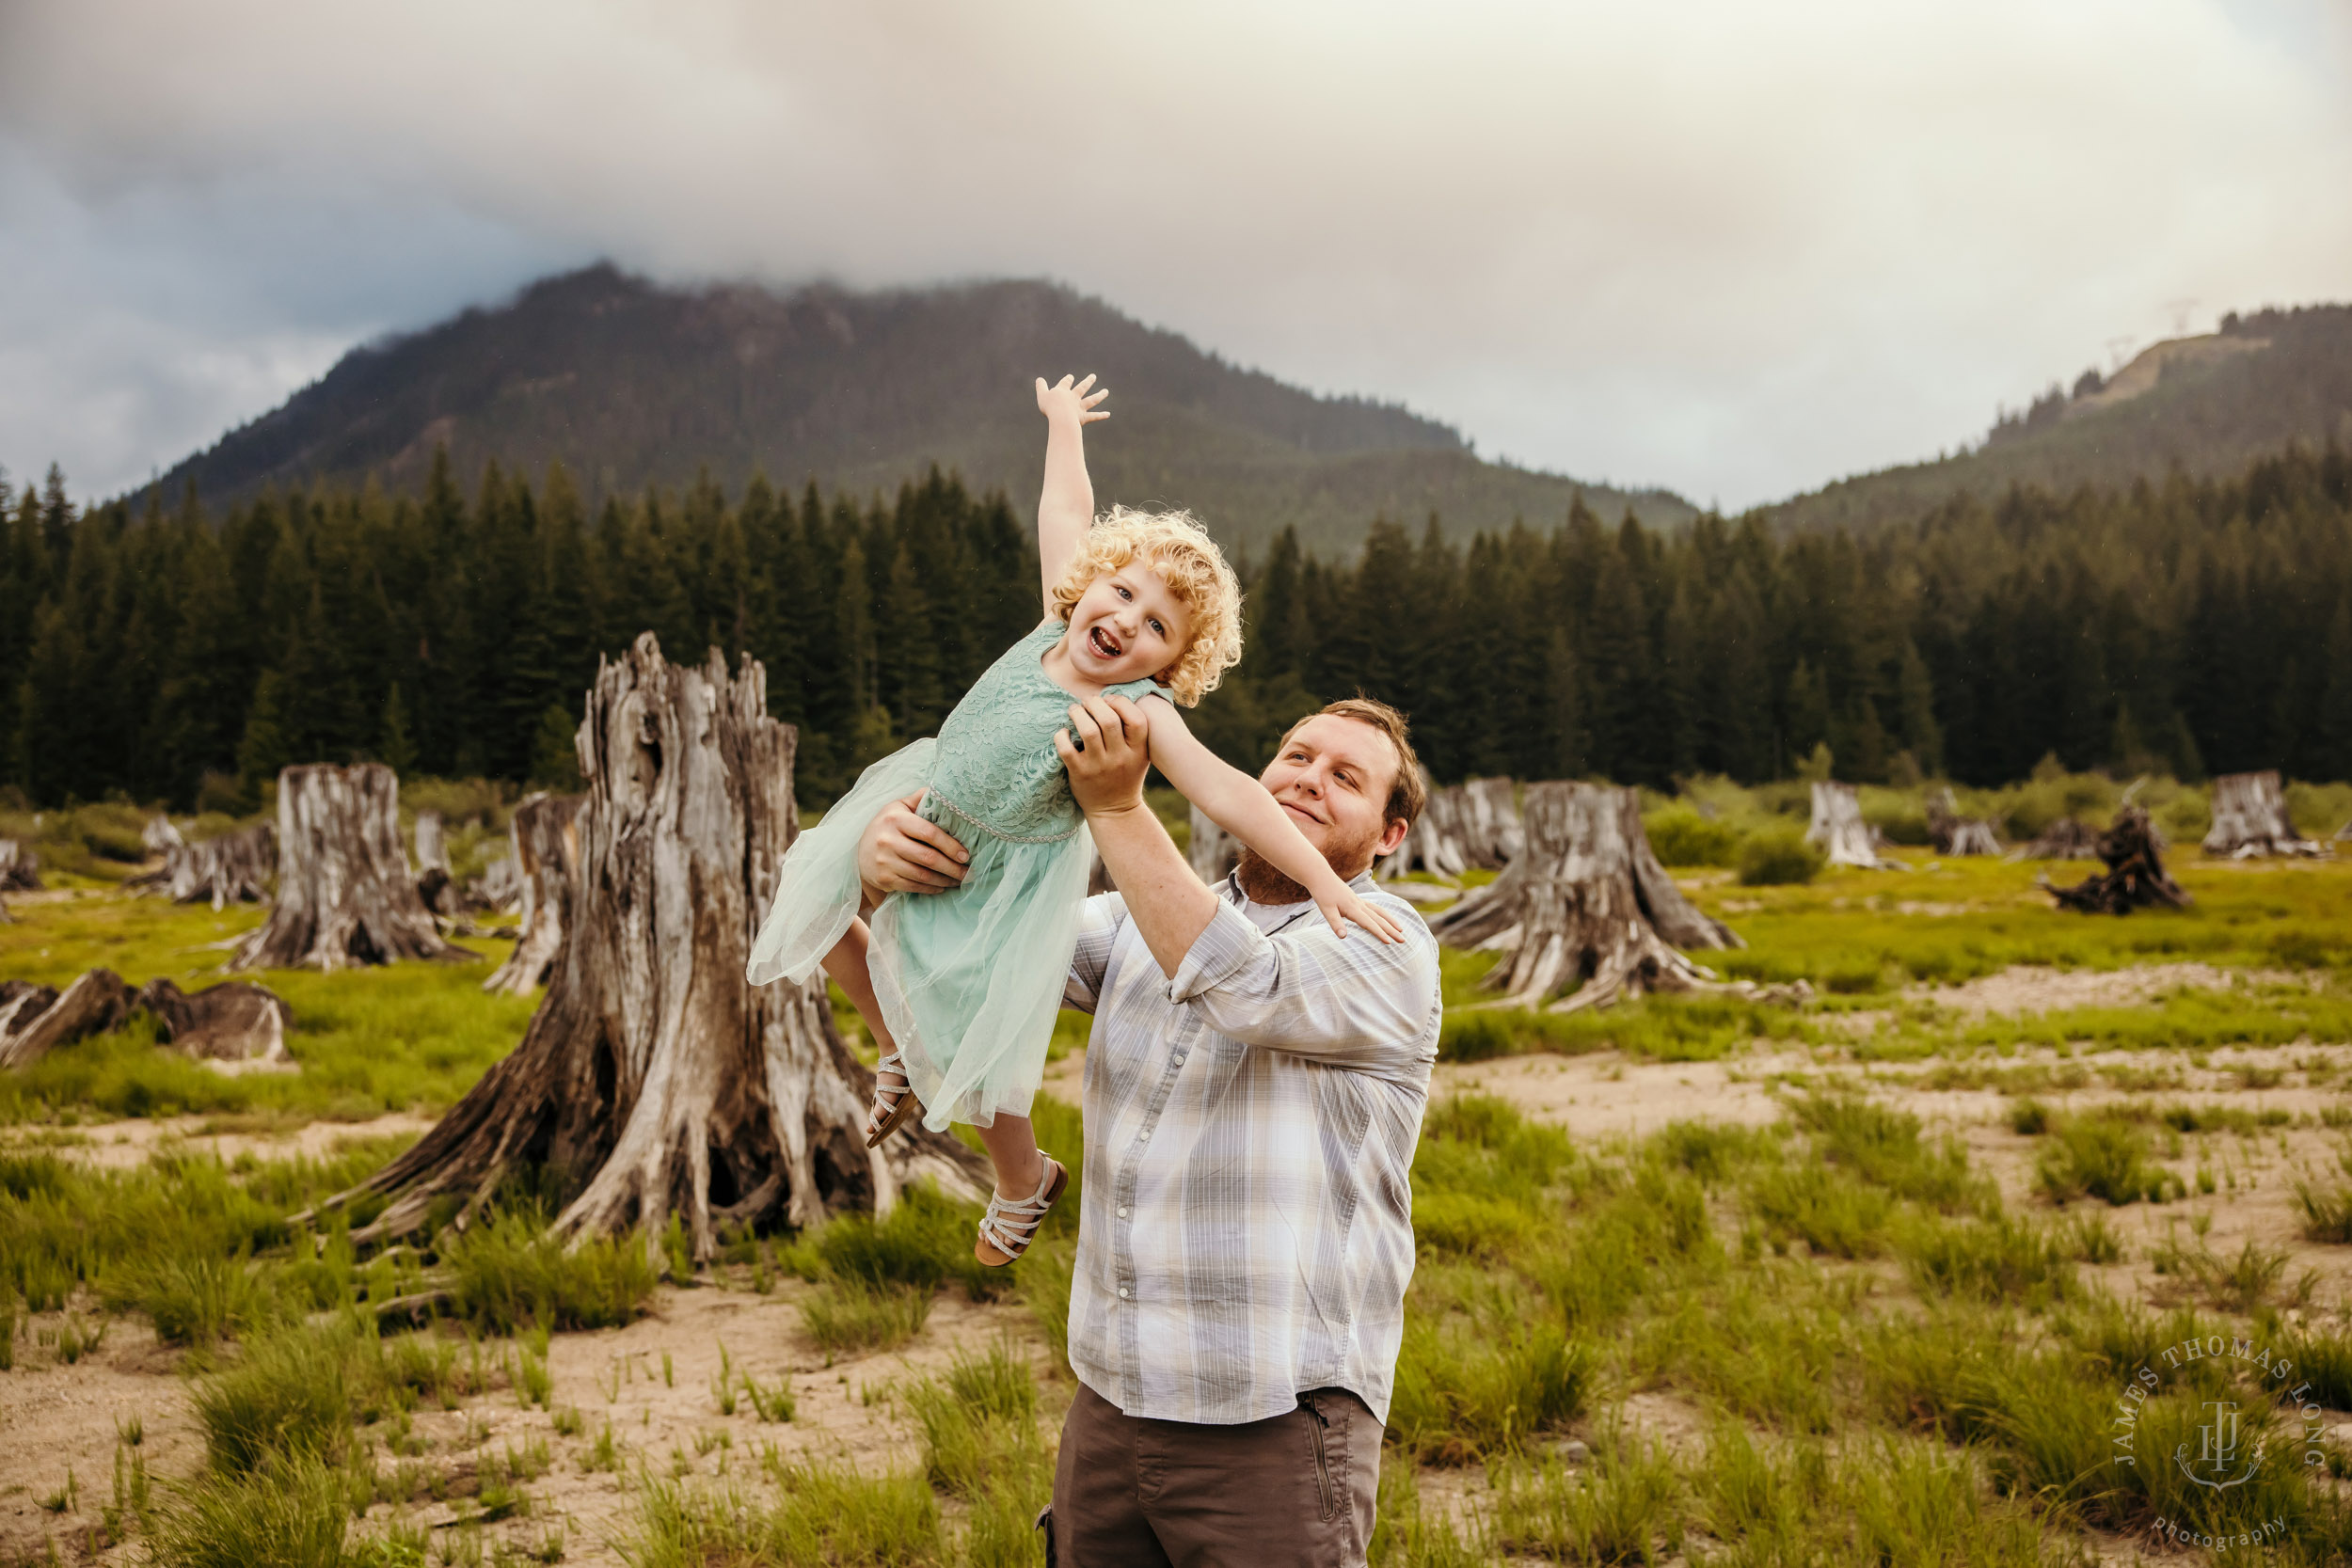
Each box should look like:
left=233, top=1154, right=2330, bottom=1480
left=237, top=670, right=293, bottom=804
left=2315, top=600, right=2352, bottom=781
left=1894, top=639, right=1944, bottom=776
left=527, top=703, right=580, bottom=788
left=380, top=683, right=419, bottom=777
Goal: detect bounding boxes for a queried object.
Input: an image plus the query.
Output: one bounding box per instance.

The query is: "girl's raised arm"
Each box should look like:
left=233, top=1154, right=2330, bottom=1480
left=1034, top=373, right=1108, bottom=614
left=1140, top=700, right=1405, bottom=944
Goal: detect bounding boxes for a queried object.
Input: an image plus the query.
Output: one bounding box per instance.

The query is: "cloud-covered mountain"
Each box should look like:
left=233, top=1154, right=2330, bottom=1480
left=151, top=265, right=1692, bottom=555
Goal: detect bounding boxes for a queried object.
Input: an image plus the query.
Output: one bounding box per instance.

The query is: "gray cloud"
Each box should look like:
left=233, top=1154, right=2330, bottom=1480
left=4, top=0, right=2349, bottom=508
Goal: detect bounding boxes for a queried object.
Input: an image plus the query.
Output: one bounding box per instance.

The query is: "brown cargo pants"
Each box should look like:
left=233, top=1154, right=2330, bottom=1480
left=1041, top=1382, right=1380, bottom=1567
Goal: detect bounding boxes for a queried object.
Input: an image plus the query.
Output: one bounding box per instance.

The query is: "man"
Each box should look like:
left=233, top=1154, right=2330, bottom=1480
left=856, top=694, right=1441, bottom=1567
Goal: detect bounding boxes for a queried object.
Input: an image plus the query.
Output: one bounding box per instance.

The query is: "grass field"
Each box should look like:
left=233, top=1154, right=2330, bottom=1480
left=5, top=819, right=2352, bottom=1563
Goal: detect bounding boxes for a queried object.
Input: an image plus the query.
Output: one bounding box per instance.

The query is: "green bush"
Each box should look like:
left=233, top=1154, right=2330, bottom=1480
left=1644, top=806, right=1742, bottom=867
left=1738, top=830, right=1822, bottom=886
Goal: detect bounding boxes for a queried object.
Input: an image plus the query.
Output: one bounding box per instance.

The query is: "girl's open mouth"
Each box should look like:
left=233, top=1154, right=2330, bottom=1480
left=1088, top=626, right=1123, bottom=659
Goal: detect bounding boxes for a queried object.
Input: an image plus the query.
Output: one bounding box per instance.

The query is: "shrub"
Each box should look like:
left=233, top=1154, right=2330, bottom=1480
left=1645, top=807, right=1742, bottom=867
left=1738, top=830, right=1822, bottom=886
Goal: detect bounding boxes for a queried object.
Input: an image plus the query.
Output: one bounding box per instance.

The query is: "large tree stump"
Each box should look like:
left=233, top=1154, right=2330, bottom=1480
left=1381, top=776, right=1523, bottom=882
left=1189, top=802, right=1240, bottom=884
left=2202, top=770, right=2321, bottom=858
left=1427, top=783, right=1763, bottom=1012
left=1926, top=788, right=2001, bottom=857
left=329, top=635, right=984, bottom=1259
left=142, top=815, right=184, bottom=855
left=0, top=970, right=135, bottom=1071
left=0, top=841, right=41, bottom=893
left=230, top=766, right=464, bottom=972
left=1805, top=782, right=1905, bottom=869
left=482, top=793, right=583, bottom=997
left=168, top=823, right=276, bottom=908
left=2046, top=806, right=2191, bottom=914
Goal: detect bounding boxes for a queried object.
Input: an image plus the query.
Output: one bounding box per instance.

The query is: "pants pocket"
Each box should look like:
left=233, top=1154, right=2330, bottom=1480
left=1302, top=1395, right=1338, bottom=1523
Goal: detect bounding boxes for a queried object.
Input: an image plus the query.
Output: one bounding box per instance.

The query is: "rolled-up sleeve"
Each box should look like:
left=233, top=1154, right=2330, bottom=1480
left=1168, top=892, right=1439, bottom=1078
left=1062, top=892, right=1130, bottom=1014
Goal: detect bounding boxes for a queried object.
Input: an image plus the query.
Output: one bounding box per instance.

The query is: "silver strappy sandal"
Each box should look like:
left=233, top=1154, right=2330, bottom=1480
left=864, top=1050, right=923, bottom=1148
left=975, top=1155, right=1069, bottom=1266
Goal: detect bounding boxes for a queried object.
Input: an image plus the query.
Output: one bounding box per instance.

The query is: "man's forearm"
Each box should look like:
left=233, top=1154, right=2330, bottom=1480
left=1089, top=800, right=1216, bottom=978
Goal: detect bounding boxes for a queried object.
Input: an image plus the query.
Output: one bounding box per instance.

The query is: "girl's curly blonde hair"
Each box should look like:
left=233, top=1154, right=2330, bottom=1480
left=1047, top=506, right=1243, bottom=705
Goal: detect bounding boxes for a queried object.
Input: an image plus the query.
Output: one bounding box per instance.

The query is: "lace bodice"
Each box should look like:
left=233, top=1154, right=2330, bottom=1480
left=923, top=619, right=1165, bottom=841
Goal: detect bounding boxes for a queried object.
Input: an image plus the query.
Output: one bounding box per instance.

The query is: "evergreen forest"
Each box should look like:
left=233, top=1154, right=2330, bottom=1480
left=4, top=438, right=2350, bottom=813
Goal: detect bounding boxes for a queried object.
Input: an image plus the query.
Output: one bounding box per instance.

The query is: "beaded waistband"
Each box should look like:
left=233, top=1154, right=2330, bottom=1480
left=929, top=788, right=1083, bottom=846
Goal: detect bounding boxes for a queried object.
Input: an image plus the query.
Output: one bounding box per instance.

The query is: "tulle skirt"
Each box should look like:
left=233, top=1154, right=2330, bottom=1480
left=744, top=738, right=1091, bottom=1131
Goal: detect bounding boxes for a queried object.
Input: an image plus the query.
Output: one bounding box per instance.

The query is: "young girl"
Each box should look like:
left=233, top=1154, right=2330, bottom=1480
left=746, top=373, right=1404, bottom=1265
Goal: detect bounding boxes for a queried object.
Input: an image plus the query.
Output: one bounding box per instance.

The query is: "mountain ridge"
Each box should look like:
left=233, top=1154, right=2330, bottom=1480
left=151, top=264, right=1694, bottom=555
left=1758, top=302, right=2352, bottom=532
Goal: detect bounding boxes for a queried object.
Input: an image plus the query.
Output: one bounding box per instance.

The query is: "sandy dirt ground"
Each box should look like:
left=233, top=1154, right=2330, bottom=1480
left=8, top=964, right=2352, bottom=1562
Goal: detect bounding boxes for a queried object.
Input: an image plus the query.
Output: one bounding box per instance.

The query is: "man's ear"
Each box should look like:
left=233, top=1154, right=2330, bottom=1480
left=1375, top=816, right=1410, bottom=857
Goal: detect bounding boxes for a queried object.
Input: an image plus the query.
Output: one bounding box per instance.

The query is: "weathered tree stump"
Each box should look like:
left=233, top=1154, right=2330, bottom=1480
left=1189, top=802, right=1241, bottom=884
left=482, top=793, right=583, bottom=997
left=0, top=841, right=41, bottom=893
left=1428, top=783, right=1771, bottom=1012
left=1805, top=782, right=1905, bottom=869
left=415, top=810, right=456, bottom=914
left=230, top=765, right=464, bottom=972
left=1382, top=776, right=1523, bottom=882
left=471, top=850, right=524, bottom=912
left=0, top=970, right=135, bottom=1071
left=2046, top=806, right=2191, bottom=914
left=1926, top=788, right=2001, bottom=857
left=142, top=815, right=184, bottom=855
left=2202, top=770, right=2322, bottom=858
left=168, top=823, right=276, bottom=907
left=329, top=635, right=984, bottom=1259
left=135, top=978, right=294, bottom=1068
left=2010, top=817, right=2103, bottom=861
left=0, top=971, right=294, bottom=1072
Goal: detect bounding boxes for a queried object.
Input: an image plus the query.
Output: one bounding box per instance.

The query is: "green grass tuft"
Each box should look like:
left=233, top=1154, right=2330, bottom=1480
left=441, top=1206, right=657, bottom=1334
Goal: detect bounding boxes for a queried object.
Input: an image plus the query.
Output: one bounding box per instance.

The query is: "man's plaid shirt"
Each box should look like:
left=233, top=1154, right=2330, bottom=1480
left=1058, top=871, right=1441, bottom=1426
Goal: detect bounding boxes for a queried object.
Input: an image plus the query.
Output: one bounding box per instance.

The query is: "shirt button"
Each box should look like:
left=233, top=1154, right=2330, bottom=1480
left=1118, top=1287, right=1131, bottom=1299
left=1118, top=1205, right=1130, bottom=1218
left=1172, top=1054, right=1185, bottom=1067
left=1137, top=1130, right=1151, bottom=1142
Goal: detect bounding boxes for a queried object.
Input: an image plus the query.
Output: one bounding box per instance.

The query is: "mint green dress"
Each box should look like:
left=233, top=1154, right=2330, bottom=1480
left=746, top=619, right=1166, bottom=1131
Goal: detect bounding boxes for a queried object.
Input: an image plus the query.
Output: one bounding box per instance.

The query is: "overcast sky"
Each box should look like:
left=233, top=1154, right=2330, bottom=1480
left=4, top=0, right=2349, bottom=512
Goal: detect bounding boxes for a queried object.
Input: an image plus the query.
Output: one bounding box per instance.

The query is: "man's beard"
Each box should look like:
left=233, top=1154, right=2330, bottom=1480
left=1232, top=817, right=1384, bottom=905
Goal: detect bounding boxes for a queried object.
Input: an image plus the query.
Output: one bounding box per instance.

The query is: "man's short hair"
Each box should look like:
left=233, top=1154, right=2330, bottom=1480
left=1278, top=696, right=1427, bottom=833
